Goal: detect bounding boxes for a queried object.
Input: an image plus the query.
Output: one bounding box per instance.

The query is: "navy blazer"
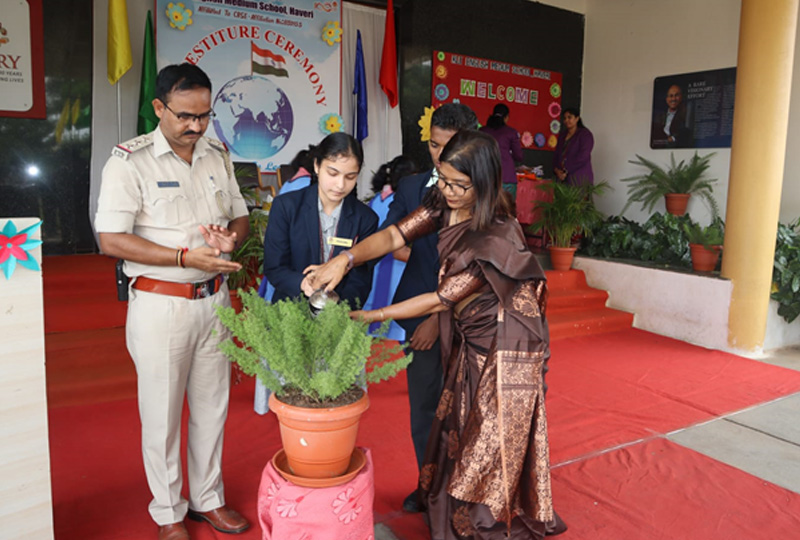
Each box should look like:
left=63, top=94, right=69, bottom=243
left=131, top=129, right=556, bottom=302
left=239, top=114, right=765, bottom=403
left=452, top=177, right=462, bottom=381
left=381, top=170, right=440, bottom=332
left=264, top=185, right=378, bottom=307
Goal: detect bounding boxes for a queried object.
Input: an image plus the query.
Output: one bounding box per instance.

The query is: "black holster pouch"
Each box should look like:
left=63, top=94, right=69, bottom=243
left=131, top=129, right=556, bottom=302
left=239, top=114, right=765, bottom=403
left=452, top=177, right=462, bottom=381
left=115, top=259, right=129, bottom=302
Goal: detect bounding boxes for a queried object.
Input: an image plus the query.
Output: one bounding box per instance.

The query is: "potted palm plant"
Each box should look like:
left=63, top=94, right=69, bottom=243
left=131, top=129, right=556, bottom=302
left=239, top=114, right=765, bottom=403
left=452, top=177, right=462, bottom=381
left=621, top=152, right=718, bottom=217
left=683, top=218, right=725, bottom=272
left=215, top=291, right=411, bottom=485
left=532, top=179, right=609, bottom=271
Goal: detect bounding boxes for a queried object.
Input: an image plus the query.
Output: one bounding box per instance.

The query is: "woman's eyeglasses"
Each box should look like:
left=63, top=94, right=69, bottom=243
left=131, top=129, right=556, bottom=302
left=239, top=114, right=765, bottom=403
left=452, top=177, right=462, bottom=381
left=161, top=100, right=216, bottom=123
left=437, top=176, right=474, bottom=197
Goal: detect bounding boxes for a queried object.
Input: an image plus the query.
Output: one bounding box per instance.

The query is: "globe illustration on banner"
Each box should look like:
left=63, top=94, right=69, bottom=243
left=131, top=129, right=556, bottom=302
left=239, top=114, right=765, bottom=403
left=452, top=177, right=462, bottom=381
left=212, top=75, right=293, bottom=159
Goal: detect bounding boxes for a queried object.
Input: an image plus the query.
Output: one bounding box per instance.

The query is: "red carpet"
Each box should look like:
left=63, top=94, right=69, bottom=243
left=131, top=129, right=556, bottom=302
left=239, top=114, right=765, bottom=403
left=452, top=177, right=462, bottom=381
left=552, top=438, right=800, bottom=539
left=43, top=255, right=127, bottom=334
left=546, top=329, right=800, bottom=465
left=47, top=328, right=800, bottom=539
left=43, top=255, right=800, bottom=539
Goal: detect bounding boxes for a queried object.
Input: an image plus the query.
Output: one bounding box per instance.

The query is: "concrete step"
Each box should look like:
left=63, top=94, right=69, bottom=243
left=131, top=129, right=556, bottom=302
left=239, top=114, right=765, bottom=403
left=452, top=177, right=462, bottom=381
left=549, top=307, right=635, bottom=341
left=541, top=268, right=634, bottom=340
left=548, top=287, right=609, bottom=314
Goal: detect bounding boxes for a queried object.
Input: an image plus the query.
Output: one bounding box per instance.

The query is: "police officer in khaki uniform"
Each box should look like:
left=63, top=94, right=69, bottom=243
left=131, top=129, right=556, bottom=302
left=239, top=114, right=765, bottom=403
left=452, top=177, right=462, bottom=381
left=95, top=64, right=250, bottom=540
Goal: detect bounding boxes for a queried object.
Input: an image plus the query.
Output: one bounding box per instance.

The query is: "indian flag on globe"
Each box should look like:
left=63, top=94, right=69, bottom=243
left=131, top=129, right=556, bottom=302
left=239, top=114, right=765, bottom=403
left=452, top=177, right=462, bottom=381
left=251, top=42, right=288, bottom=78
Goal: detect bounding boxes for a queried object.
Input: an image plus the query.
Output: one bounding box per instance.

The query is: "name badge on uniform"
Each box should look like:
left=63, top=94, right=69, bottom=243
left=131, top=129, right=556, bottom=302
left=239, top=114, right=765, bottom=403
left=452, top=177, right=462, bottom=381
left=157, top=181, right=180, bottom=188
left=328, top=236, right=354, bottom=248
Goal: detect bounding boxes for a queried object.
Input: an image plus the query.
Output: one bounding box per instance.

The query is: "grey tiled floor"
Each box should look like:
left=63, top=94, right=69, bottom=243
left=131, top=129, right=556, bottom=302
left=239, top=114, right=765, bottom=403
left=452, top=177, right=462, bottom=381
left=668, top=346, right=800, bottom=496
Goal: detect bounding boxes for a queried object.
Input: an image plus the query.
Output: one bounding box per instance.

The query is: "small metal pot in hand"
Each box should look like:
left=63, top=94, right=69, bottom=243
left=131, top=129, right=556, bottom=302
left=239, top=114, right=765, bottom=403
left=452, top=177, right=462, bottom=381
left=309, top=288, right=340, bottom=316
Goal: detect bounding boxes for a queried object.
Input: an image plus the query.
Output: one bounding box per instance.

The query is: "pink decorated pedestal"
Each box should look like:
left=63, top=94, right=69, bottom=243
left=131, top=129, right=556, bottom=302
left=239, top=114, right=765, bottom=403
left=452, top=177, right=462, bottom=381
left=257, top=447, right=375, bottom=540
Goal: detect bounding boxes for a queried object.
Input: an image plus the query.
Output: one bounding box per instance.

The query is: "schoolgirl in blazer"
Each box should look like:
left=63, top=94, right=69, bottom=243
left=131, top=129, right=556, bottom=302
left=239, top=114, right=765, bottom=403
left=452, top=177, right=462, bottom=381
left=262, top=132, right=378, bottom=307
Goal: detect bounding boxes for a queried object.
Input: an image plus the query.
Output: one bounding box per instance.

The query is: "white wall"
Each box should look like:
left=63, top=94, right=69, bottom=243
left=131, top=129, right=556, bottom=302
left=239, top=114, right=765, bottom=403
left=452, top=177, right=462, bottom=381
left=582, top=0, right=742, bottom=226
left=582, top=0, right=800, bottom=226
left=536, top=0, right=587, bottom=14
left=573, top=256, right=734, bottom=351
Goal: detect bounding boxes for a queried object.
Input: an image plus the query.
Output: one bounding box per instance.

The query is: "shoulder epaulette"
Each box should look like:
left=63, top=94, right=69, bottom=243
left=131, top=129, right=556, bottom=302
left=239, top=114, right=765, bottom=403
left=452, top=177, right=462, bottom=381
left=112, top=133, right=154, bottom=160
left=205, top=137, right=235, bottom=180
left=205, top=137, right=229, bottom=154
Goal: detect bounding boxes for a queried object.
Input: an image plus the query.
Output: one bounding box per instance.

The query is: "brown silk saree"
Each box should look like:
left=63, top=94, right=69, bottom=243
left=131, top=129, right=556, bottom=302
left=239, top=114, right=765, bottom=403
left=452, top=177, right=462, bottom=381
left=397, top=205, right=553, bottom=539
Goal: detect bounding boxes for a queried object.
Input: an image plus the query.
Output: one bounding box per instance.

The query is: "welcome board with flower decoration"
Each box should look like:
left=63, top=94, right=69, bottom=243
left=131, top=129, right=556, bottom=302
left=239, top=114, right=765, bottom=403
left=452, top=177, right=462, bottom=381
left=156, top=0, right=343, bottom=173
left=431, top=50, right=563, bottom=151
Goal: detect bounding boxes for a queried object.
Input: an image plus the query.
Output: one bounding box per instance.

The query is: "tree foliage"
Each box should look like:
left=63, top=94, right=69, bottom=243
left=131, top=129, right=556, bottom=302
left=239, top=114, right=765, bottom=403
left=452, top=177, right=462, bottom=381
left=580, top=212, right=694, bottom=267
left=772, top=220, right=800, bottom=323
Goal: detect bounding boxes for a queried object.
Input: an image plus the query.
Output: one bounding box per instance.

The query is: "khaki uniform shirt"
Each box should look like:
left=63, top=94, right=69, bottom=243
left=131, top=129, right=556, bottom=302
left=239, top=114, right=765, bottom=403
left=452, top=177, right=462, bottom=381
left=95, top=126, right=248, bottom=282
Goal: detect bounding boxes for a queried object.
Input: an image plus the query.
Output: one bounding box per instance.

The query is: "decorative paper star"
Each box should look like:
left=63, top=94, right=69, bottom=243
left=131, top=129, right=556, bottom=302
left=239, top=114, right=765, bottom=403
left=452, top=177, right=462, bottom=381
left=0, top=220, right=43, bottom=280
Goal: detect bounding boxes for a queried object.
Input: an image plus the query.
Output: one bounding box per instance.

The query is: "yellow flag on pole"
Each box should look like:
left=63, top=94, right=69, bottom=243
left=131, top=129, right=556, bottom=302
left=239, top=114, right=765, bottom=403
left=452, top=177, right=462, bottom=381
left=107, top=0, right=132, bottom=84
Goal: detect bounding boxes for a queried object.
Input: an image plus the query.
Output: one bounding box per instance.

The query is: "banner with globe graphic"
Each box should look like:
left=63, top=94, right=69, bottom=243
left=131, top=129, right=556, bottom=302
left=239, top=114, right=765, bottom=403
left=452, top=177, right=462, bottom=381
left=155, top=0, right=342, bottom=172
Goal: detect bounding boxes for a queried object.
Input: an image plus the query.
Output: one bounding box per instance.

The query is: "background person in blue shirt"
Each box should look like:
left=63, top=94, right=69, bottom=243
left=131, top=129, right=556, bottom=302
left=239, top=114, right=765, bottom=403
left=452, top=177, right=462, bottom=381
left=362, top=155, right=418, bottom=341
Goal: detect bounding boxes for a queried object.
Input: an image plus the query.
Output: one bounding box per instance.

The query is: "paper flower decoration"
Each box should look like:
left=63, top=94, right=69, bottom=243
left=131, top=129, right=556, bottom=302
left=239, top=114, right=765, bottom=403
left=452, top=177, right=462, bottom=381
left=548, top=135, right=558, bottom=148
left=0, top=220, right=43, bottom=280
left=319, top=113, right=343, bottom=134
left=548, top=102, right=562, bottom=119
left=322, top=21, right=342, bottom=46
left=550, top=120, right=561, bottom=134
left=550, top=83, right=561, bottom=98
left=521, top=131, right=534, bottom=148
left=166, top=2, right=193, bottom=31
left=534, top=133, right=546, bottom=148
left=418, top=106, right=435, bottom=142
left=434, top=84, right=449, bottom=101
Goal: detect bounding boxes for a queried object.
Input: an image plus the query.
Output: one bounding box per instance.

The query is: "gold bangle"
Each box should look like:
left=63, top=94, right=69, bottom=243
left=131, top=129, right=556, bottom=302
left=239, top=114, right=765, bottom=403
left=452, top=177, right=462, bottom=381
left=379, top=309, right=385, bottom=321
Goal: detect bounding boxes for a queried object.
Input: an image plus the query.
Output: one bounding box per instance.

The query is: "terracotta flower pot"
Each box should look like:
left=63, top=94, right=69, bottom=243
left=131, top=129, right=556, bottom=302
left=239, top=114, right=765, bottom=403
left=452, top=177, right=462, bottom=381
left=229, top=290, right=243, bottom=313
left=268, top=392, right=370, bottom=479
left=548, top=246, right=577, bottom=272
left=689, top=243, right=722, bottom=272
left=664, top=193, right=690, bottom=216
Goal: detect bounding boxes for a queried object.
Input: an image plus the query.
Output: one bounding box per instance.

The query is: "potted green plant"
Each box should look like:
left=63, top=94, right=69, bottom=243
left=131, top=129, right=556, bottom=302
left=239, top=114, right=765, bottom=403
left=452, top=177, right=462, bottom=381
left=227, top=203, right=268, bottom=289
left=621, top=152, right=718, bottom=217
left=682, top=218, right=724, bottom=272
left=226, top=182, right=269, bottom=312
left=531, top=179, right=609, bottom=271
left=215, top=291, right=411, bottom=484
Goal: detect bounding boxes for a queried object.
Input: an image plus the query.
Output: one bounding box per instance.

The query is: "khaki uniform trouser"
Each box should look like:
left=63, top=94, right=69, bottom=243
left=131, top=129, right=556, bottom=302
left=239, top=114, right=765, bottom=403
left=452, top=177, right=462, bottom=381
left=126, top=282, right=231, bottom=526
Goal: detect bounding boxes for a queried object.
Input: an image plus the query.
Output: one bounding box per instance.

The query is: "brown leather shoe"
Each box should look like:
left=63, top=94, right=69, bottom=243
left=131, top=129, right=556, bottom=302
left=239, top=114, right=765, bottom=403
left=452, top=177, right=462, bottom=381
left=187, top=506, right=249, bottom=534
left=158, top=522, right=190, bottom=540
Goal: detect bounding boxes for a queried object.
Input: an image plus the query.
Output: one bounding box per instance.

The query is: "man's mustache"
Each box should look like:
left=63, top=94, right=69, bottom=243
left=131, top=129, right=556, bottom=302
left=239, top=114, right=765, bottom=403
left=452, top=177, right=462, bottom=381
left=183, top=130, right=201, bottom=136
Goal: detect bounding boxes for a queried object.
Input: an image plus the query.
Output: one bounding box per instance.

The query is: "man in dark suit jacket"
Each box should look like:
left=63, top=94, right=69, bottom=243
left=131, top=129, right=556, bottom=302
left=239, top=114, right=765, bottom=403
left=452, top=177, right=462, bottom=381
left=382, top=103, right=478, bottom=512
left=651, top=84, right=693, bottom=148
left=264, top=185, right=377, bottom=305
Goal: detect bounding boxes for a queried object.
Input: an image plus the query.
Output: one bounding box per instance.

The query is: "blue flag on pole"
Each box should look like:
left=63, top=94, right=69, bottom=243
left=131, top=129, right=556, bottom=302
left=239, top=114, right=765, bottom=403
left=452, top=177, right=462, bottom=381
left=354, top=30, right=368, bottom=142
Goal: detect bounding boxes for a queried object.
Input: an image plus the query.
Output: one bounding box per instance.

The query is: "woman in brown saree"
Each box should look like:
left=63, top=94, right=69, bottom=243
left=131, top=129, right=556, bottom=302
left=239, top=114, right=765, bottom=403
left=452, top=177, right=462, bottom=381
left=307, top=130, right=554, bottom=539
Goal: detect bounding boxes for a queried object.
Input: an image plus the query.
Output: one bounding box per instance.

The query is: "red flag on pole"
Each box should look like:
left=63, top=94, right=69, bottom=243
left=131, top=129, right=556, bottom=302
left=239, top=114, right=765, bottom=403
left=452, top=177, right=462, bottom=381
left=379, top=0, right=398, bottom=108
